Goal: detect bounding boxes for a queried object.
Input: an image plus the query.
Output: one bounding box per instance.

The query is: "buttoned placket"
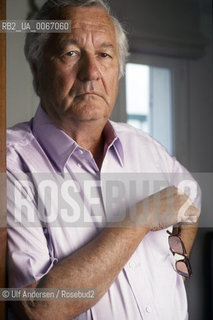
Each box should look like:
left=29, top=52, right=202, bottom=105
left=65, top=147, right=108, bottom=228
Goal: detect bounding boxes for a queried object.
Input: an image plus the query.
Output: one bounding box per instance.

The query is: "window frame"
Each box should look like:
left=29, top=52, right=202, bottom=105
left=111, top=53, right=190, bottom=167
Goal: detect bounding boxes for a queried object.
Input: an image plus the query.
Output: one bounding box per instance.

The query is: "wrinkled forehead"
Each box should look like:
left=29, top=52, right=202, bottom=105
left=45, top=6, right=118, bottom=54
left=54, top=6, right=115, bottom=38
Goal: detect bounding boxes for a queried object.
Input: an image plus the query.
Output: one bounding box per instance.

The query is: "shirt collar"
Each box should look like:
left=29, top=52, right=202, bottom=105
left=103, top=121, right=124, bottom=167
left=32, top=105, right=124, bottom=171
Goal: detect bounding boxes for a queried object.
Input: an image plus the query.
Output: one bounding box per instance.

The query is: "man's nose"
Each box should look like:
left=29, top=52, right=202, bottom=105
left=78, top=54, right=100, bottom=81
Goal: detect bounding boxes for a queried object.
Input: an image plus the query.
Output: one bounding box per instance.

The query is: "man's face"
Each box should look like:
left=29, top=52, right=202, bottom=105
left=37, top=6, right=120, bottom=125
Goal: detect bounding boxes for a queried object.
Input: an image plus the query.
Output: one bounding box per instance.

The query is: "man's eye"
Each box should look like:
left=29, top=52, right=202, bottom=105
left=100, top=53, right=111, bottom=58
left=65, top=51, right=77, bottom=57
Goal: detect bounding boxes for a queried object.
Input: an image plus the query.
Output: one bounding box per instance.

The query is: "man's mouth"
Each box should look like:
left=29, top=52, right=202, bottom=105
left=73, top=90, right=108, bottom=105
left=76, top=92, right=100, bottom=98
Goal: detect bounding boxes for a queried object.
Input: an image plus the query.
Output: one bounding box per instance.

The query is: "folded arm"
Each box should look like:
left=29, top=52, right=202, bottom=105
left=10, top=186, right=200, bottom=320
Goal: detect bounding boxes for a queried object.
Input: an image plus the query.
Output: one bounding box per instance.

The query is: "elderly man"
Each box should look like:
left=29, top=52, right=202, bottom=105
left=7, top=0, right=201, bottom=319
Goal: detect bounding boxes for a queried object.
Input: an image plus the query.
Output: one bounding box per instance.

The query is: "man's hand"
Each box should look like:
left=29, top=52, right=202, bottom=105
left=128, top=186, right=200, bottom=231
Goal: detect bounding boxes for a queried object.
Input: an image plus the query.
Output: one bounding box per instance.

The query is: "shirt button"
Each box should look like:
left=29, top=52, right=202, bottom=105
left=77, top=163, right=82, bottom=168
left=146, top=305, right=152, bottom=313
left=79, top=149, right=84, bottom=155
left=128, top=261, right=135, bottom=269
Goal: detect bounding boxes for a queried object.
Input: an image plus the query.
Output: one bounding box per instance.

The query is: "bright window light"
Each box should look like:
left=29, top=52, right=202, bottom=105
left=125, top=63, right=173, bottom=154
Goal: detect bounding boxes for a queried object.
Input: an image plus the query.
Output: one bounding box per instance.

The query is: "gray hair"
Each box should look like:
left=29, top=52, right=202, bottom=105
left=24, top=0, right=129, bottom=94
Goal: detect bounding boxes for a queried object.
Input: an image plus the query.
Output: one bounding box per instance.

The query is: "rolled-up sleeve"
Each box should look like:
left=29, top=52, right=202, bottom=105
left=7, top=170, right=58, bottom=288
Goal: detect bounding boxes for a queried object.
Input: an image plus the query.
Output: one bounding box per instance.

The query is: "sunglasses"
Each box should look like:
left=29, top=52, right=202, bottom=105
left=167, top=226, right=192, bottom=279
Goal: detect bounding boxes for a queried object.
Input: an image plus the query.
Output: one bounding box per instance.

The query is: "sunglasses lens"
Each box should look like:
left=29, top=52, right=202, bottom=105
left=169, top=236, right=183, bottom=254
left=176, top=261, right=189, bottom=277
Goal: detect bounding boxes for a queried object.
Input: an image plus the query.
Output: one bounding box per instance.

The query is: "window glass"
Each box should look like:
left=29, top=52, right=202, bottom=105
left=126, top=63, right=173, bottom=154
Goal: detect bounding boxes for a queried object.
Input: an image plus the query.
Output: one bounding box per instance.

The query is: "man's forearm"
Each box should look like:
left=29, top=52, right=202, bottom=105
left=180, top=222, right=198, bottom=256
left=15, top=223, right=149, bottom=320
